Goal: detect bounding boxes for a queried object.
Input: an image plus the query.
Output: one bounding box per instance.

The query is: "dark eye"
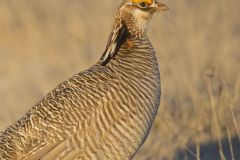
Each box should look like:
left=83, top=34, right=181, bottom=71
left=138, top=2, right=148, bottom=9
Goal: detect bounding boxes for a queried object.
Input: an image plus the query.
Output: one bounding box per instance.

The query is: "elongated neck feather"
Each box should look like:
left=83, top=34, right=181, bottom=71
left=99, top=7, right=150, bottom=66
left=99, top=21, right=129, bottom=66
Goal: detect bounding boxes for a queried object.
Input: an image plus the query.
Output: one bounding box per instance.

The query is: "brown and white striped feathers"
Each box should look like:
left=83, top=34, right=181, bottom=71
left=0, top=0, right=168, bottom=159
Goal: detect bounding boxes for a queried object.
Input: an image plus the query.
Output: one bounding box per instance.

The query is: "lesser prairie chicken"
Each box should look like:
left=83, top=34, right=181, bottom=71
left=0, top=0, right=168, bottom=159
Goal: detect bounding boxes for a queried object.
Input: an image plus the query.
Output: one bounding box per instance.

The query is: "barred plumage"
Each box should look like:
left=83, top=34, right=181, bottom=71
left=0, top=0, right=168, bottom=159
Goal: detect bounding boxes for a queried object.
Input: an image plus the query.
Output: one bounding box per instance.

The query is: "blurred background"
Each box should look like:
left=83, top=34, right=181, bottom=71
left=0, top=0, right=239, bottom=159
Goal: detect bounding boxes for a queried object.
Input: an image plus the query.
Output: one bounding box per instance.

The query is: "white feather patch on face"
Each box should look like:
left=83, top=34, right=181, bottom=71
left=132, top=9, right=150, bottom=31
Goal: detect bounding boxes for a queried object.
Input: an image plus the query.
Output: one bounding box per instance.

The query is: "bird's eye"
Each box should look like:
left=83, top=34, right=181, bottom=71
left=138, top=1, right=149, bottom=9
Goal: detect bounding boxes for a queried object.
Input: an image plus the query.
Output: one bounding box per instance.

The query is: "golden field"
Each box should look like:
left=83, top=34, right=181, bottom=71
left=0, top=0, right=239, bottom=159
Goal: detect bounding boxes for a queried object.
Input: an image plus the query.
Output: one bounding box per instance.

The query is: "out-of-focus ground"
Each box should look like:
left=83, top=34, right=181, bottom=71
left=0, top=0, right=240, bottom=159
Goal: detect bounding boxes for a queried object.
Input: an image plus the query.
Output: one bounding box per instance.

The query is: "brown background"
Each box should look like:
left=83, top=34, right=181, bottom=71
left=0, top=0, right=240, bottom=159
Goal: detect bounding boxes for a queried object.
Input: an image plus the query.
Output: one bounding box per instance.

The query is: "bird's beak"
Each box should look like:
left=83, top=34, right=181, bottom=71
left=152, top=1, right=169, bottom=11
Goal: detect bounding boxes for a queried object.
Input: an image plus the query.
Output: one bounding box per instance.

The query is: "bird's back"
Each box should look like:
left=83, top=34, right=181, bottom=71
left=0, top=35, right=160, bottom=160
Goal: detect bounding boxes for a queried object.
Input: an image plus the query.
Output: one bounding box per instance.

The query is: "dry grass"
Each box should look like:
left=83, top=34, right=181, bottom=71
left=0, top=0, right=239, bottom=159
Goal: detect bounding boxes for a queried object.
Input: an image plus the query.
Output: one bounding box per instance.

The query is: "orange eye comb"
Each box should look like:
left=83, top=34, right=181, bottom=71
left=132, top=0, right=153, bottom=5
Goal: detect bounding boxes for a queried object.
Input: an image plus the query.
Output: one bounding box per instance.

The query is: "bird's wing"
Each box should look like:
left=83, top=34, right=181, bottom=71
left=21, top=138, right=82, bottom=160
left=3, top=66, right=115, bottom=160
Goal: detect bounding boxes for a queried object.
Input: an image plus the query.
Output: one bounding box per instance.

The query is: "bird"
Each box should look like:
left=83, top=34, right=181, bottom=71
left=0, top=0, right=168, bottom=159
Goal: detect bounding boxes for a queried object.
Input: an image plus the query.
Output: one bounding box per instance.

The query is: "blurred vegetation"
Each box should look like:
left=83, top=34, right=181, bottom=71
left=0, top=0, right=240, bottom=159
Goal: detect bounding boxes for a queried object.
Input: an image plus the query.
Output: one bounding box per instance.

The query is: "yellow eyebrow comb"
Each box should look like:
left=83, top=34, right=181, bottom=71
left=132, top=0, right=153, bottom=5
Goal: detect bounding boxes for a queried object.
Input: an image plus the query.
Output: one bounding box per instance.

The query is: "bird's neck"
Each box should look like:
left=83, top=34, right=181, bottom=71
left=98, top=21, right=151, bottom=66
left=109, top=35, right=159, bottom=70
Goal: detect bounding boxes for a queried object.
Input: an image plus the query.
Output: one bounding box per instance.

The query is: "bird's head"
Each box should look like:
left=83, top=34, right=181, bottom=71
left=116, top=0, right=168, bottom=38
left=99, top=0, right=168, bottom=64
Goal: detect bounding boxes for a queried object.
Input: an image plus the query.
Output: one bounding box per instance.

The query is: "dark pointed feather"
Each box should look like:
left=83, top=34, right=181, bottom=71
left=99, top=23, right=128, bottom=65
